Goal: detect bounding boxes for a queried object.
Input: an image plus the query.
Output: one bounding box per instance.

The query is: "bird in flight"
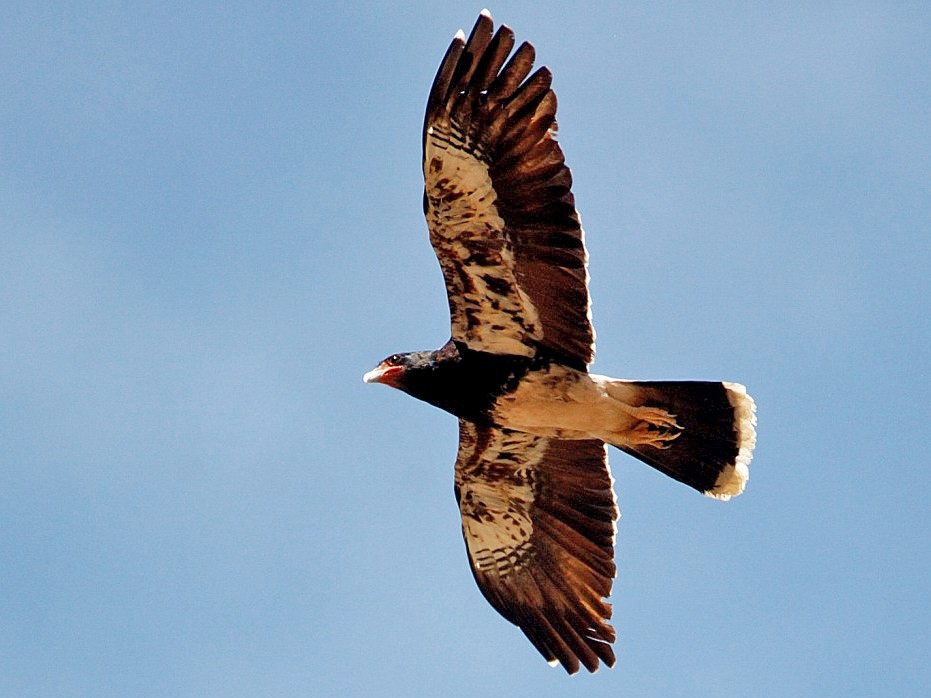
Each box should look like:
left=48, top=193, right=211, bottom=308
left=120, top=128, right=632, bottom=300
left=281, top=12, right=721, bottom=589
left=364, top=10, right=756, bottom=674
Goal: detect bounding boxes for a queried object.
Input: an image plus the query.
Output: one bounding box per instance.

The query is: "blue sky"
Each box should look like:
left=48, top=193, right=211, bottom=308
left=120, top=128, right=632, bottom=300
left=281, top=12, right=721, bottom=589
left=2, top=2, right=929, bottom=696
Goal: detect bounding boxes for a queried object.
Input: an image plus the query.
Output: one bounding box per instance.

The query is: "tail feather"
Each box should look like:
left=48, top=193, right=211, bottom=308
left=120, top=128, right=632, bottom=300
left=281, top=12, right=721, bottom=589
left=606, top=380, right=757, bottom=499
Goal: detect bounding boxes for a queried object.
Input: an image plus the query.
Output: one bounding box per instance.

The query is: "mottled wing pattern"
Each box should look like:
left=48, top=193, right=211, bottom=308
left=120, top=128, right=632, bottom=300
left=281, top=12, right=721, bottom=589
left=423, top=11, right=594, bottom=369
left=454, top=419, right=618, bottom=674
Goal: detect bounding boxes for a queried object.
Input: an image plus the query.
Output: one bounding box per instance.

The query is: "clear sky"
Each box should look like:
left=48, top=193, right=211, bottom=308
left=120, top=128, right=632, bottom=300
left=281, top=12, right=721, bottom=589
left=2, top=2, right=930, bottom=696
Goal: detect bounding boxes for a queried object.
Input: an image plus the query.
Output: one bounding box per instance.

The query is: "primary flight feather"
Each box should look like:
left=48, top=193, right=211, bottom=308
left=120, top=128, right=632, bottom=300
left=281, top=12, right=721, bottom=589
left=364, top=10, right=757, bottom=674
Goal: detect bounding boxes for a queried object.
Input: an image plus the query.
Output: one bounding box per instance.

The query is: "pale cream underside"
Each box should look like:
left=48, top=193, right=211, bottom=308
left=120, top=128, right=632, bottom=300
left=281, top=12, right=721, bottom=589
left=492, top=366, right=644, bottom=443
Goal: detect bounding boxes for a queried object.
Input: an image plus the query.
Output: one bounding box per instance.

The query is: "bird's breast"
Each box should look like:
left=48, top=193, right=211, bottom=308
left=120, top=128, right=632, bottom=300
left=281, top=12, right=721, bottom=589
left=491, top=364, right=616, bottom=439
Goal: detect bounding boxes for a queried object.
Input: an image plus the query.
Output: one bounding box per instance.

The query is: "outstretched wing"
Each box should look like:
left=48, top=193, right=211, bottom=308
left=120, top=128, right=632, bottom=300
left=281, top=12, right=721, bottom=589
left=454, top=420, right=618, bottom=674
left=423, top=11, right=594, bottom=370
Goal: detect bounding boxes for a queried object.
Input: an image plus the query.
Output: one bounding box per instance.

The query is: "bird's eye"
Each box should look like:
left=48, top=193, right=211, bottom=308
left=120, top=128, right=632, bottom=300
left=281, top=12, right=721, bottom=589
left=387, top=354, right=403, bottom=366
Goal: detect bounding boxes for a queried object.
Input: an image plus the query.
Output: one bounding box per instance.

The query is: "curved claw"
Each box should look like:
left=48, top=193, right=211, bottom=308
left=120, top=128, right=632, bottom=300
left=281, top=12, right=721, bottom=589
left=626, top=406, right=683, bottom=449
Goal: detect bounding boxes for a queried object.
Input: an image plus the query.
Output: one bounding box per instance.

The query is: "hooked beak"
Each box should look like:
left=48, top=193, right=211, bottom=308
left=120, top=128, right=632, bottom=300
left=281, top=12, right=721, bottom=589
left=363, top=363, right=403, bottom=386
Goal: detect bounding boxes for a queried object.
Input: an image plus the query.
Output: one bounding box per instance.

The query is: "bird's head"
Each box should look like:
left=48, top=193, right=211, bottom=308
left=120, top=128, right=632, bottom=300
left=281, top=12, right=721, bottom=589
left=362, top=351, right=436, bottom=391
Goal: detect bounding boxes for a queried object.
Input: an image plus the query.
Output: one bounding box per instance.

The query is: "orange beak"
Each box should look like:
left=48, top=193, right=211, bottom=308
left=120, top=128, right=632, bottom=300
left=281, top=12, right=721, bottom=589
left=362, top=363, right=404, bottom=386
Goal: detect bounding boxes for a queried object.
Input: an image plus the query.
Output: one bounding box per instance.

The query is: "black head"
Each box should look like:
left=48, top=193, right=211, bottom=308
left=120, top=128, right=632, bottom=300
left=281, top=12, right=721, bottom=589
left=364, top=341, right=526, bottom=418
left=363, top=343, right=476, bottom=414
left=362, top=351, right=437, bottom=391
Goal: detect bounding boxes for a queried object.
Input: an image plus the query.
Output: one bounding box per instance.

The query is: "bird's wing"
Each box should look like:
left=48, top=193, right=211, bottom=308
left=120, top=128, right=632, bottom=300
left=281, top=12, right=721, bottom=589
left=423, top=11, right=594, bottom=370
left=454, top=419, right=618, bottom=674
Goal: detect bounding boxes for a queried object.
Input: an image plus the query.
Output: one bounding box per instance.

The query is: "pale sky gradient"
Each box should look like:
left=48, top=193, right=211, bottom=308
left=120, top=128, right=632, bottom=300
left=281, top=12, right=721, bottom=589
left=2, top=2, right=930, bottom=696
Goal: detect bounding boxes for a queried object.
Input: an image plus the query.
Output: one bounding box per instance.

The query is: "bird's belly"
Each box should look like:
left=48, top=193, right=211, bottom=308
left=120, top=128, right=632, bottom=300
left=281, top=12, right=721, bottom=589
left=491, top=365, right=617, bottom=439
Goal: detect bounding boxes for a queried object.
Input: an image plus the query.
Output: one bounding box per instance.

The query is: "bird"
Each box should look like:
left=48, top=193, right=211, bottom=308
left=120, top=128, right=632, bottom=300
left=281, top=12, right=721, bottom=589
left=363, top=10, right=757, bottom=674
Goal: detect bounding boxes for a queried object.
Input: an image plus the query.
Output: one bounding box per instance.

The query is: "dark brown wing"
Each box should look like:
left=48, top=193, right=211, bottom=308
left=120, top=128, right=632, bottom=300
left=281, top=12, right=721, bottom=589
left=423, top=11, right=594, bottom=369
left=454, top=419, right=618, bottom=674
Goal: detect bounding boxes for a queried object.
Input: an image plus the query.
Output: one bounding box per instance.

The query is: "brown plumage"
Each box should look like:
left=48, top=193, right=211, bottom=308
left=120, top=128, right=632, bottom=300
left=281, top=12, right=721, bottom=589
left=423, top=11, right=592, bottom=368
left=364, top=10, right=757, bottom=674
left=454, top=422, right=616, bottom=673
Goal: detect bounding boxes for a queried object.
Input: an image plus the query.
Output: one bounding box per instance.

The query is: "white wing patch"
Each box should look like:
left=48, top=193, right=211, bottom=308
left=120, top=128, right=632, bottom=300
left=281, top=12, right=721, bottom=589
left=455, top=424, right=548, bottom=575
left=425, top=126, right=542, bottom=356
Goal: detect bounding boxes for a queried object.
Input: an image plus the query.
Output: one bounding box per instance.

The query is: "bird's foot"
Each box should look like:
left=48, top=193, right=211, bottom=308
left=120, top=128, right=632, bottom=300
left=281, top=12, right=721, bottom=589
left=627, top=407, right=682, bottom=449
